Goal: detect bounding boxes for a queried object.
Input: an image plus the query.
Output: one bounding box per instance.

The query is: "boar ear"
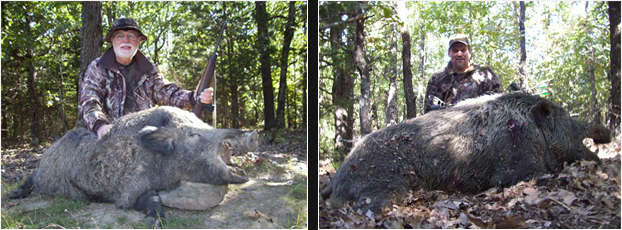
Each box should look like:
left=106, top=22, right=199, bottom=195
left=531, top=101, right=553, bottom=128
left=139, top=126, right=176, bottom=154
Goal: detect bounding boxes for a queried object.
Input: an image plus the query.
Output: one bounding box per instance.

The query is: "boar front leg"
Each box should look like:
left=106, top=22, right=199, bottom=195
left=133, top=189, right=165, bottom=228
left=8, top=170, right=37, bottom=199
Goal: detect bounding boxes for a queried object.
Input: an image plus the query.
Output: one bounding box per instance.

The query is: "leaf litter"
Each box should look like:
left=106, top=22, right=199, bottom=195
left=319, top=139, right=621, bottom=228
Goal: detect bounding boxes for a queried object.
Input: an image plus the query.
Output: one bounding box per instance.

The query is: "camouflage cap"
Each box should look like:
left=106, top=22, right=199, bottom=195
left=104, top=17, right=148, bottom=43
left=448, top=33, right=470, bottom=49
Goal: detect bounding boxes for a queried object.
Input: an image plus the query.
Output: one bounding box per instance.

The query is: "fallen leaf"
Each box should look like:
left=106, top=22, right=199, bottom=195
left=365, top=209, right=374, bottom=219
left=243, top=210, right=263, bottom=219
left=558, top=189, right=577, bottom=206
left=494, top=213, right=525, bottom=228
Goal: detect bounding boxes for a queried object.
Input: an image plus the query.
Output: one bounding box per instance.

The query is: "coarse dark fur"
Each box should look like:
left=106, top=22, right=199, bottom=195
left=9, top=106, right=256, bottom=226
left=321, top=93, right=611, bottom=213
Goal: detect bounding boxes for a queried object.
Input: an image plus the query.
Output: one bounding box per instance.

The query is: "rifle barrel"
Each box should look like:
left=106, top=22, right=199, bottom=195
left=213, top=21, right=227, bottom=55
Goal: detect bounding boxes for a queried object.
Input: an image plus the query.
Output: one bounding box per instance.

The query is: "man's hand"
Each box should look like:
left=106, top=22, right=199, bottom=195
left=197, top=87, right=214, bottom=104
left=97, top=124, right=113, bottom=140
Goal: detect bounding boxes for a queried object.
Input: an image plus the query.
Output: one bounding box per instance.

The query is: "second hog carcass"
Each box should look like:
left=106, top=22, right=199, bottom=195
left=321, top=93, right=611, bottom=214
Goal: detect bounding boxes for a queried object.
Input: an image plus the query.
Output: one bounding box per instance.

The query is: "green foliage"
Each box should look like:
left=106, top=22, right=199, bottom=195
left=1, top=2, right=307, bottom=143
left=319, top=2, right=615, bottom=162
left=531, top=1, right=611, bottom=120
left=2, top=1, right=82, bottom=142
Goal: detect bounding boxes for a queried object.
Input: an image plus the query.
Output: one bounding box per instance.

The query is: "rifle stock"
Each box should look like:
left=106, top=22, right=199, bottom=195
left=193, top=55, right=216, bottom=118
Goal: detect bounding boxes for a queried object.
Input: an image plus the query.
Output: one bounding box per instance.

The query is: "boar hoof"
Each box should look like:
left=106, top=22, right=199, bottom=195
left=144, top=216, right=163, bottom=228
left=134, top=190, right=165, bottom=228
left=8, top=187, right=31, bottom=199
left=8, top=174, right=35, bottom=199
left=229, top=165, right=247, bottom=177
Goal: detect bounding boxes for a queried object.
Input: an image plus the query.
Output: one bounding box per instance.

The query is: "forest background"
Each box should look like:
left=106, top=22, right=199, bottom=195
left=319, top=1, right=620, bottom=163
left=1, top=1, right=308, bottom=146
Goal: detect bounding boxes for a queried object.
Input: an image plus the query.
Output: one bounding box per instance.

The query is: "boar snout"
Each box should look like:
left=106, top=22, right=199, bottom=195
left=588, top=124, right=612, bottom=144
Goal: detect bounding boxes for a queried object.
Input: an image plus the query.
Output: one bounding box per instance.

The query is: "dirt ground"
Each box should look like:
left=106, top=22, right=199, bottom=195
left=319, top=137, right=621, bottom=228
left=1, top=129, right=307, bottom=229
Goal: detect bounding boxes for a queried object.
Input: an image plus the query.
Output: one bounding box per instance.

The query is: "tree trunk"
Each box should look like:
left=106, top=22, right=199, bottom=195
left=400, top=4, right=416, bottom=119
left=354, top=2, right=372, bottom=135
left=385, top=24, right=398, bottom=126
left=518, top=1, right=527, bottom=89
left=105, top=1, right=115, bottom=27
left=417, top=24, right=426, bottom=112
left=255, top=1, right=276, bottom=130
left=153, top=37, right=159, bottom=66
left=1, top=112, right=7, bottom=139
left=227, top=27, right=239, bottom=128
left=78, top=1, right=103, bottom=128
left=24, top=12, right=40, bottom=146
left=59, top=55, right=67, bottom=134
left=288, top=67, right=295, bottom=129
left=585, top=2, right=601, bottom=124
left=276, top=1, right=296, bottom=128
left=385, top=76, right=398, bottom=126
left=302, top=50, right=307, bottom=128
left=331, top=25, right=354, bottom=162
left=26, top=51, right=40, bottom=146
left=609, top=1, right=621, bottom=130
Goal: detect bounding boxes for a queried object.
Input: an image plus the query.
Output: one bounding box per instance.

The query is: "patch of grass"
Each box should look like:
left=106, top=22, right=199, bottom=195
left=290, top=176, right=307, bottom=200
left=283, top=208, right=307, bottom=229
left=1, top=195, right=88, bottom=229
left=100, top=214, right=135, bottom=228
left=330, top=160, right=342, bottom=172
left=244, top=163, right=257, bottom=175
left=1, top=210, right=44, bottom=228
left=161, top=212, right=206, bottom=229
left=275, top=174, right=307, bottom=229
left=260, top=161, right=271, bottom=173
left=1, top=183, right=20, bottom=198
left=271, top=162, right=287, bottom=174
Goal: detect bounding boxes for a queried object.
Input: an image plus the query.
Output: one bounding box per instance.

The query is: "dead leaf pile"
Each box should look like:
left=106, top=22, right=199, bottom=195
left=1, top=147, right=42, bottom=184
left=319, top=153, right=621, bottom=228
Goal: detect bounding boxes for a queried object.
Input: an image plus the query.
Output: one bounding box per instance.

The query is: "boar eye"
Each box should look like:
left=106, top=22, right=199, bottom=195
left=189, top=133, right=201, bottom=138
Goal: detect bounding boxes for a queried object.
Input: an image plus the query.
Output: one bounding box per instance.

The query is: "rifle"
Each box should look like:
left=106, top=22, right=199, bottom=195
left=193, top=21, right=227, bottom=119
left=506, top=81, right=551, bottom=96
left=427, top=91, right=501, bottom=112
left=427, top=95, right=451, bottom=111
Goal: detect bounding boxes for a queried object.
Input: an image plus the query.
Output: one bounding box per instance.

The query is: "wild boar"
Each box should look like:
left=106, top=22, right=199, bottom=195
left=9, top=106, right=256, bottom=226
left=321, top=93, right=611, bottom=213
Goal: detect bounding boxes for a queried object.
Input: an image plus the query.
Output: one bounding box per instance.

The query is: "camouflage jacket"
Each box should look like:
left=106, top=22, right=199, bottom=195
left=423, top=61, right=503, bottom=113
left=79, top=48, right=196, bottom=133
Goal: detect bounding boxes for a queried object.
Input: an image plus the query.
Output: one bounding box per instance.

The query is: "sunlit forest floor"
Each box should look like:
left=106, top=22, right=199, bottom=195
left=1, top=129, right=308, bottom=229
left=319, top=136, right=621, bottom=228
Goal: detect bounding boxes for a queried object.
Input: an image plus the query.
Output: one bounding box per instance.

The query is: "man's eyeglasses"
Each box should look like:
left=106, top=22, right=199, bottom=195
left=114, top=32, right=138, bottom=41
